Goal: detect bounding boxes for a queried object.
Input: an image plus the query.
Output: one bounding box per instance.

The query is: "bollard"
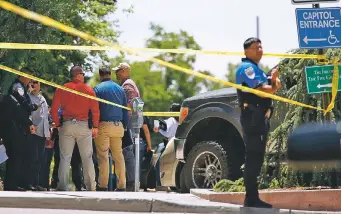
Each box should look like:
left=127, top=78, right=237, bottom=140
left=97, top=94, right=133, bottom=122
left=130, top=98, right=144, bottom=192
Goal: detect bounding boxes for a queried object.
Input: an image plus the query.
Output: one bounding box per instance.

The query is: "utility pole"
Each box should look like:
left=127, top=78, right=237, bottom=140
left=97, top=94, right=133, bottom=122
left=313, top=3, right=331, bottom=121
left=256, top=16, right=260, bottom=38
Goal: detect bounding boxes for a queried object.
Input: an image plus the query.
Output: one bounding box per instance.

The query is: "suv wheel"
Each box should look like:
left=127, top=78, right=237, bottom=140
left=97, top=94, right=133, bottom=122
left=184, top=141, right=229, bottom=191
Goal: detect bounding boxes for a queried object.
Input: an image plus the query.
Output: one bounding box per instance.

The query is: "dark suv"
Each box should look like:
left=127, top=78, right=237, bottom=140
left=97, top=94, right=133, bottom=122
left=155, top=87, right=246, bottom=193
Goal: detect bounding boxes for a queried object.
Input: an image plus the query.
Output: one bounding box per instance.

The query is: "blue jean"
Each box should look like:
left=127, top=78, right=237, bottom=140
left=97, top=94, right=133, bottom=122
left=123, top=144, right=135, bottom=185
left=27, top=134, right=46, bottom=186
left=122, top=140, right=146, bottom=186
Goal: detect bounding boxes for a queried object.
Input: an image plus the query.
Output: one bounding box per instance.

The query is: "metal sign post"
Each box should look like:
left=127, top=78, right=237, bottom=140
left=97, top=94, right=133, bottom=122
left=130, top=97, right=144, bottom=192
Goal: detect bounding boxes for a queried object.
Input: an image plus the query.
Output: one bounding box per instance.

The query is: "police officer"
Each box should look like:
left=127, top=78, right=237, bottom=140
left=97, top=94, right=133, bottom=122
left=235, top=37, right=281, bottom=208
left=3, top=67, right=39, bottom=191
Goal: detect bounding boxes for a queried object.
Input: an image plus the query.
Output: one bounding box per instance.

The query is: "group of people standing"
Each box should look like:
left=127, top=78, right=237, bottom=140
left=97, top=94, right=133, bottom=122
left=0, top=62, right=162, bottom=192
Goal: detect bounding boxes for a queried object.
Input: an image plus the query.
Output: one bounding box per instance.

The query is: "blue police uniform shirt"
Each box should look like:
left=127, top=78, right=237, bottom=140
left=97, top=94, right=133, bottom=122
left=94, top=79, right=128, bottom=128
left=236, top=58, right=268, bottom=89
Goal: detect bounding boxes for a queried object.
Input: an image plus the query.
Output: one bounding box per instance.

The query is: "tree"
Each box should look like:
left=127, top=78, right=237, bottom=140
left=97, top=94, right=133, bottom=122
left=0, top=0, right=119, bottom=95
left=88, top=23, right=223, bottom=109
left=145, top=23, right=212, bottom=104
left=266, top=48, right=341, bottom=187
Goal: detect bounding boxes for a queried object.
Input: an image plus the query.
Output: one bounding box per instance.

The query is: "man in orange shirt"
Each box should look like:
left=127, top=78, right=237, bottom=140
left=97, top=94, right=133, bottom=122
left=51, top=66, right=99, bottom=191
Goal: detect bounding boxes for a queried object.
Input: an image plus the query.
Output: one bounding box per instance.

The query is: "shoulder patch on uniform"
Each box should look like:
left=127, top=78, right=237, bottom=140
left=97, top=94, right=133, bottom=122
left=244, top=66, right=255, bottom=79
left=17, top=88, right=24, bottom=96
left=13, top=84, right=25, bottom=96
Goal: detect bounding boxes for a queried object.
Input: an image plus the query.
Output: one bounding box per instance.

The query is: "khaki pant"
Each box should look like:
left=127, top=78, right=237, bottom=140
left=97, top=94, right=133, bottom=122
left=95, top=122, right=125, bottom=189
left=57, top=121, right=96, bottom=191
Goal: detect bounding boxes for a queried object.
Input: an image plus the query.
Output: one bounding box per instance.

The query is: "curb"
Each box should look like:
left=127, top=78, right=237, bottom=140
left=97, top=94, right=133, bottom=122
left=151, top=199, right=241, bottom=213
left=0, top=196, right=153, bottom=212
left=0, top=192, right=339, bottom=214
left=190, top=189, right=341, bottom=214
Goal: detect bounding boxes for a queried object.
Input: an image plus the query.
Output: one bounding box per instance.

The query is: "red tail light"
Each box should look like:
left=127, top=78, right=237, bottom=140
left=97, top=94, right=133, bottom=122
left=179, top=107, right=188, bottom=125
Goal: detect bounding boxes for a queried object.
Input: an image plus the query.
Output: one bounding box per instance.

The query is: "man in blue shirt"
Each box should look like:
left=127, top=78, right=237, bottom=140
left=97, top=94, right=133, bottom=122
left=94, top=66, right=128, bottom=191
left=236, top=37, right=281, bottom=208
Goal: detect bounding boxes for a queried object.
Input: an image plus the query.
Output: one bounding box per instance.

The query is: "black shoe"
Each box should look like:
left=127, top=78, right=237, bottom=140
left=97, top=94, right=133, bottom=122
left=244, top=198, right=272, bottom=208
left=4, top=186, right=26, bottom=191
left=26, top=185, right=38, bottom=191
left=126, top=182, right=135, bottom=192
left=35, top=185, right=47, bottom=191
left=50, top=181, right=57, bottom=189
left=16, top=186, right=27, bottom=191
left=76, top=187, right=87, bottom=191
left=114, top=188, right=126, bottom=192
left=19, top=185, right=37, bottom=191
left=96, top=186, right=107, bottom=191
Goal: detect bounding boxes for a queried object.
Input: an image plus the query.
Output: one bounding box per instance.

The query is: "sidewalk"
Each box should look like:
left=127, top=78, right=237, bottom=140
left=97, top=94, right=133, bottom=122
left=0, top=191, right=339, bottom=214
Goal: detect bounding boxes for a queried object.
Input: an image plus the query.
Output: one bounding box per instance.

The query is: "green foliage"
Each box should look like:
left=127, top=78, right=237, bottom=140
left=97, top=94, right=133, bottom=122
left=263, top=48, right=341, bottom=189
left=268, top=178, right=281, bottom=189
left=213, top=178, right=245, bottom=192
left=279, top=165, right=299, bottom=188
left=0, top=0, right=119, bottom=94
left=89, top=24, right=221, bottom=111
left=310, top=166, right=340, bottom=187
left=145, top=23, right=218, bottom=103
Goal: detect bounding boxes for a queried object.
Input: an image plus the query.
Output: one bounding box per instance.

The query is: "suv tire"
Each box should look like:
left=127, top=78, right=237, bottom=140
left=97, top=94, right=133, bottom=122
left=183, top=141, right=231, bottom=191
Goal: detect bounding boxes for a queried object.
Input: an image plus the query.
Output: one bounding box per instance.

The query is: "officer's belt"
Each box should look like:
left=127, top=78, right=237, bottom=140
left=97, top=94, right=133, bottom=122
left=63, top=118, right=87, bottom=122
left=243, top=103, right=274, bottom=119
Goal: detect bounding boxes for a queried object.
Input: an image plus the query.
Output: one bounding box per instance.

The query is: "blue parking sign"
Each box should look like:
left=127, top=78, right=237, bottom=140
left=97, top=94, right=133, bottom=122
left=296, top=7, right=341, bottom=49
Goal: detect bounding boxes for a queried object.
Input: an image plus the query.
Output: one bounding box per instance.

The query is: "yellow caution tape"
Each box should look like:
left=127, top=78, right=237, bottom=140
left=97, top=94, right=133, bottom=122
left=0, top=42, right=325, bottom=60
left=0, top=1, right=328, bottom=112
left=0, top=64, right=130, bottom=110
left=143, top=112, right=180, bottom=117
left=323, top=58, right=340, bottom=115
left=0, top=64, right=181, bottom=117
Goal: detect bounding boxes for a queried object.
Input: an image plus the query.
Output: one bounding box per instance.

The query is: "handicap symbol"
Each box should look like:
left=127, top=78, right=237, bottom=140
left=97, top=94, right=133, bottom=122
left=328, top=30, right=339, bottom=45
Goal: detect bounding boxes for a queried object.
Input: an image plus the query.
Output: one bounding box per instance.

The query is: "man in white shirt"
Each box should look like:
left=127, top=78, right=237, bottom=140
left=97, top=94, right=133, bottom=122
left=154, top=117, right=178, bottom=142
left=28, top=81, right=50, bottom=191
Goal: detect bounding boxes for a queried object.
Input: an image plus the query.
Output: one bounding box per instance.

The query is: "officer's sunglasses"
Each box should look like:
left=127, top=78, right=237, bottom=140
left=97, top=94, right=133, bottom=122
left=77, top=72, right=85, bottom=76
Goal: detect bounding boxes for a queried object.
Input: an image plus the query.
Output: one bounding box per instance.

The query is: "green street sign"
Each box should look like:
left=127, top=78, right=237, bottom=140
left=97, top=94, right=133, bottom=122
left=305, top=64, right=341, bottom=94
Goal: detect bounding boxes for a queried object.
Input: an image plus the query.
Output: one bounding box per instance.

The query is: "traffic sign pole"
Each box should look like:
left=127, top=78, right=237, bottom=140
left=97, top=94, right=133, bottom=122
left=313, top=3, right=332, bottom=121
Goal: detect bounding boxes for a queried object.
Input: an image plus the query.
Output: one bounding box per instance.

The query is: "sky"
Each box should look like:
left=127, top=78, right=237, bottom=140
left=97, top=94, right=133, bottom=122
left=107, top=0, right=341, bottom=80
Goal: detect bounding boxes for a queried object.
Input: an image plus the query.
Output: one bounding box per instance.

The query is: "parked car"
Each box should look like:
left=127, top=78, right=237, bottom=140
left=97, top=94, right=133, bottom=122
left=140, top=87, right=246, bottom=193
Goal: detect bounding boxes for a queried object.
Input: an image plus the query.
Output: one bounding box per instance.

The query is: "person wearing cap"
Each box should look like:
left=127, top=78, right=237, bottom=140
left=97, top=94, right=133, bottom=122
left=235, top=37, right=280, bottom=208
left=2, top=67, right=38, bottom=191
left=93, top=66, right=128, bottom=191
left=113, top=62, right=140, bottom=191
left=51, top=65, right=99, bottom=191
